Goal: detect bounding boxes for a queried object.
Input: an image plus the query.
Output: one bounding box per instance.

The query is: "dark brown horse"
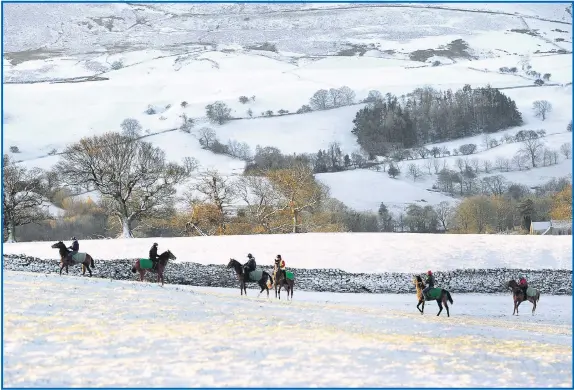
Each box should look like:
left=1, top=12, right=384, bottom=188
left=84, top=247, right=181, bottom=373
left=51, top=241, right=95, bottom=277
left=506, top=280, right=541, bottom=315
left=413, top=275, right=454, bottom=317
left=131, top=250, right=176, bottom=286
left=273, top=258, right=294, bottom=300
left=227, top=258, right=273, bottom=298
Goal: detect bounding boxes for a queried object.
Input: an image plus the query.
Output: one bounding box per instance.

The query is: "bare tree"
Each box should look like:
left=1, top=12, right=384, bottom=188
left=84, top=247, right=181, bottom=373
left=234, top=175, right=281, bottom=232
left=532, top=100, right=552, bottom=121
left=309, top=89, right=330, bottom=110
left=470, top=158, right=480, bottom=173
left=407, top=163, right=423, bottom=182
left=434, top=201, right=452, bottom=231
left=190, top=169, right=236, bottom=233
left=205, top=101, right=232, bottom=125
left=3, top=155, right=50, bottom=242
left=432, top=158, right=441, bottom=174
left=424, top=159, right=433, bottom=174
left=338, top=86, right=356, bottom=106
left=179, top=114, right=195, bottom=133
left=495, top=156, right=511, bottom=172
left=483, top=159, right=492, bottom=173
left=512, top=153, right=528, bottom=171
left=120, top=118, right=143, bottom=138
left=56, top=132, right=192, bottom=238
left=482, top=175, right=508, bottom=196
left=266, top=163, right=328, bottom=233
left=519, top=137, right=545, bottom=168
left=560, top=142, right=572, bottom=159
left=197, top=127, right=217, bottom=148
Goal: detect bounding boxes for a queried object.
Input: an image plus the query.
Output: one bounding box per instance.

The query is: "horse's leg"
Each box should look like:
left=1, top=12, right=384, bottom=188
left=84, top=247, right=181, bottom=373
left=436, top=300, right=443, bottom=317
left=443, top=296, right=450, bottom=317
left=531, top=298, right=536, bottom=315
left=60, top=262, right=65, bottom=276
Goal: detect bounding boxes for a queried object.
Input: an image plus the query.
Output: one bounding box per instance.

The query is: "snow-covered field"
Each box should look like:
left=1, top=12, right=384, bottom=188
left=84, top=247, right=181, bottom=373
left=3, top=271, right=571, bottom=387
left=4, top=233, right=572, bottom=272
left=3, top=3, right=573, bottom=215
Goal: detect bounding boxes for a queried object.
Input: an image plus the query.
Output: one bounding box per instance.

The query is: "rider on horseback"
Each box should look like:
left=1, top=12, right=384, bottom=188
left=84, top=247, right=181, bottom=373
left=422, top=270, right=435, bottom=300
left=243, top=253, right=256, bottom=280
left=518, top=274, right=528, bottom=297
left=68, top=237, right=79, bottom=256
left=149, top=243, right=159, bottom=270
left=275, top=254, right=287, bottom=280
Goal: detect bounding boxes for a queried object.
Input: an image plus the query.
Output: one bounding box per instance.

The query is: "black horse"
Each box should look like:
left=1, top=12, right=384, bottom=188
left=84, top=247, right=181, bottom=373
left=227, top=258, right=274, bottom=297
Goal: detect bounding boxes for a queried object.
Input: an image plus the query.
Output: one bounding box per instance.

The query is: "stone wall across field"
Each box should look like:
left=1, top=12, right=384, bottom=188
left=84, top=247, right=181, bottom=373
left=3, top=254, right=572, bottom=295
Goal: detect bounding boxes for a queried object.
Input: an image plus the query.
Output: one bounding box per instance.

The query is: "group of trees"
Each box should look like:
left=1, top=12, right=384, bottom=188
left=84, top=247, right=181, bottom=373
left=351, top=84, right=523, bottom=156
left=369, top=176, right=571, bottom=234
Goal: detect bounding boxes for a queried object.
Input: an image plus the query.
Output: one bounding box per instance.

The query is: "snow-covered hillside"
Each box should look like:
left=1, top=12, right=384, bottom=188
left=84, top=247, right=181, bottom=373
left=4, top=233, right=572, bottom=272
left=3, top=3, right=573, bottom=214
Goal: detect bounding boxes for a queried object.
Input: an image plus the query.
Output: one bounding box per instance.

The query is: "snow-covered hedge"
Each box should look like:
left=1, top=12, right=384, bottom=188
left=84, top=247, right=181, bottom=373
left=4, top=254, right=572, bottom=295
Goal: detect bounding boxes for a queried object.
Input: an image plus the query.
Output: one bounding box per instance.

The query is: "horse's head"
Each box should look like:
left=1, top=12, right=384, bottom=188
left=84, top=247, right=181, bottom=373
left=51, top=241, right=65, bottom=249
left=506, top=280, right=518, bottom=289
left=227, top=258, right=240, bottom=269
left=166, top=250, right=177, bottom=261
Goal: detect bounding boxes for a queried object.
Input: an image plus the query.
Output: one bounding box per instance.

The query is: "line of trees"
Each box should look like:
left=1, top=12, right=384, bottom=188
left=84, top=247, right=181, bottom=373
left=351, top=84, right=523, bottom=157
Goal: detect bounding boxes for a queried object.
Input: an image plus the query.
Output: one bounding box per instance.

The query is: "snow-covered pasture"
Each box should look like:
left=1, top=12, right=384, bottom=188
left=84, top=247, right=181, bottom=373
left=4, top=233, right=572, bottom=273
left=3, top=271, right=571, bottom=387
left=3, top=3, right=572, bottom=216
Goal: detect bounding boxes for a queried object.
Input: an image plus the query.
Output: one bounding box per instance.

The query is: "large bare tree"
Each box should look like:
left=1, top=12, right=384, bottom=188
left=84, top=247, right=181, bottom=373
left=3, top=155, right=50, bottom=242
left=56, top=132, right=192, bottom=238
left=234, top=175, right=283, bottom=232
left=519, top=137, right=545, bottom=168
left=266, top=163, right=328, bottom=233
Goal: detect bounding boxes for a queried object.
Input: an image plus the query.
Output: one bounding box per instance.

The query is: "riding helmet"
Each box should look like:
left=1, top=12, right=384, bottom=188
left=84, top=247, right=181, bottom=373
left=153, top=242, right=158, bottom=247
left=71, top=237, right=77, bottom=241
left=276, top=254, right=281, bottom=259
left=247, top=253, right=253, bottom=259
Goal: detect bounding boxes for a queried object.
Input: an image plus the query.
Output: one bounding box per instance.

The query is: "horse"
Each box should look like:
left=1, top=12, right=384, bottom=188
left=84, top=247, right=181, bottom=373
left=273, top=258, right=294, bottom=300
left=51, top=241, right=95, bottom=277
left=413, top=275, right=454, bottom=317
left=131, top=250, right=176, bottom=286
left=227, top=258, right=274, bottom=298
left=506, top=279, right=541, bottom=315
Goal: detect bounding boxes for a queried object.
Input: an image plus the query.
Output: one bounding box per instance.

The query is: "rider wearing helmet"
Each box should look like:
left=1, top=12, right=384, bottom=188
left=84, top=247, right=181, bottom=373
left=518, top=274, right=528, bottom=297
left=422, top=270, right=435, bottom=300
left=243, top=253, right=256, bottom=280
left=275, top=254, right=287, bottom=280
left=68, top=237, right=79, bottom=255
left=149, top=242, right=159, bottom=270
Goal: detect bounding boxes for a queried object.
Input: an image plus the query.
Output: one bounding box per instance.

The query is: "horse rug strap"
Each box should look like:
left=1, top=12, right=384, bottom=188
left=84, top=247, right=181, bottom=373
left=249, top=269, right=263, bottom=281
left=285, top=271, right=294, bottom=280
left=139, top=258, right=154, bottom=269
left=70, top=252, right=87, bottom=264
left=526, top=286, right=537, bottom=297
left=427, top=288, right=443, bottom=300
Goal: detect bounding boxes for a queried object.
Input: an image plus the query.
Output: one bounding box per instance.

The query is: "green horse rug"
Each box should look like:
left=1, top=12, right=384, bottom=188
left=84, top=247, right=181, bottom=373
left=525, top=286, right=538, bottom=298
left=424, top=288, right=444, bottom=300
left=247, top=269, right=263, bottom=282
left=285, top=271, right=294, bottom=280
left=68, top=252, right=87, bottom=264
left=138, top=258, right=155, bottom=270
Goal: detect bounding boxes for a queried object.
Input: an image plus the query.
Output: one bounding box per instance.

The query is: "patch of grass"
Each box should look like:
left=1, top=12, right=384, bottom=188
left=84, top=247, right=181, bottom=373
left=553, top=28, right=568, bottom=33
left=337, top=43, right=372, bottom=57
left=246, top=42, right=278, bottom=52
left=509, top=29, right=539, bottom=37
left=409, top=39, right=473, bottom=62
left=4, top=48, right=65, bottom=66
left=88, top=16, right=124, bottom=32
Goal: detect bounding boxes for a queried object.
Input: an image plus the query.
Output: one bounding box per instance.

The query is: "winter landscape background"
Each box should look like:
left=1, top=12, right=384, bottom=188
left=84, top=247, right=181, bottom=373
left=2, top=2, right=573, bottom=387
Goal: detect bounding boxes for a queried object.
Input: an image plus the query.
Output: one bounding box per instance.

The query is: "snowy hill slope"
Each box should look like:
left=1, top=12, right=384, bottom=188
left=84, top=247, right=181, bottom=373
left=3, top=3, right=572, bottom=214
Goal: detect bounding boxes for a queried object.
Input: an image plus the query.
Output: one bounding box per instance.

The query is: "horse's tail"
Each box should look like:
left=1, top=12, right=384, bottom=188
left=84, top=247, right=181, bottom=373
left=266, top=271, right=274, bottom=288
left=131, top=264, right=137, bottom=274
left=90, top=256, right=95, bottom=268
left=536, top=291, right=541, bottom=302
left=446, top=290, right=453, bottom=304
